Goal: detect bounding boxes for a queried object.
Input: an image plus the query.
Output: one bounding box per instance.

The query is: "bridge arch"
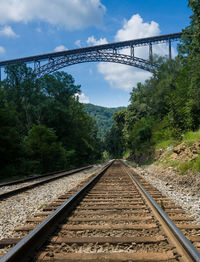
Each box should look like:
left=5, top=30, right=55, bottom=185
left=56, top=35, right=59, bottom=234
left=36, top=51, right=155, bottom=78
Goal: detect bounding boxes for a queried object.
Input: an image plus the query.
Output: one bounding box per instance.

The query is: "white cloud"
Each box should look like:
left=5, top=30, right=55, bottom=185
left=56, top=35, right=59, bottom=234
left=36, top=27, right=42, bottom=33
left=75, top=40, right=81, bottom=47
left=98, top=63, right=152, bottom=91
left=97, top=14, right=175, bottom=91
left=54, top=45, right=67, bottom=52
left=0, top=46, right=5, bottom=55
left=75, top=93, right=90, bottom=103
left=115, top=14, right=160, bottom=41
left=0, top=25, right=18, bottom=37
left=0, top=0, right=106, bottom=30
left=87, top=35, right=108, bottom=46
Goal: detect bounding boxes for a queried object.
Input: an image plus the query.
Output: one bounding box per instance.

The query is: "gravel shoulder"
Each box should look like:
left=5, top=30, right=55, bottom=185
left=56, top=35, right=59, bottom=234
left=127, top=162, right=200, bottom=224
left=0, top=167, right=92, bottom=194
left=0, top=164, right=105, bottom=240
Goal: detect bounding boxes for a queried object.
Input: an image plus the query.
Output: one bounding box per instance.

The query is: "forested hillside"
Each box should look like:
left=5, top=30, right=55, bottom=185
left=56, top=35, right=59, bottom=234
left=84, top=103, right=125, bottom=140
left=105, top=0, right=200, bottom=173
left=0, top=67, right=102, bottom=179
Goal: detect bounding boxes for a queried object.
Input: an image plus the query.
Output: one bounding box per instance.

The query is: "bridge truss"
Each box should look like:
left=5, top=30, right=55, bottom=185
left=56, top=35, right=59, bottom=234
left=0, top=32, right=182, bottom=79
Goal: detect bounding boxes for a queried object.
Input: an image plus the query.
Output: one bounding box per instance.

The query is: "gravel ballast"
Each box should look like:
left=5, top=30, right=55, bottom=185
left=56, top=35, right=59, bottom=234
left=0, top=164, right=104, bottom=240
left=128, top=164, right=200, bottom=224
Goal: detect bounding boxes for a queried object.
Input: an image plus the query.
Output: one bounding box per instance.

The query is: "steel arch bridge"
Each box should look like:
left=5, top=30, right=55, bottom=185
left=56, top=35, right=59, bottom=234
left=37, top=52, right=155, bottom=77
left=0, top=32, right=182, bottom=79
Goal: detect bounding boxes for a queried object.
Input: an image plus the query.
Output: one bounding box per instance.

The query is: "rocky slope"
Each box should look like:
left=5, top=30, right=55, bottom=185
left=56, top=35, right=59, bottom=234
left=128, top=140, right=200, bottom=223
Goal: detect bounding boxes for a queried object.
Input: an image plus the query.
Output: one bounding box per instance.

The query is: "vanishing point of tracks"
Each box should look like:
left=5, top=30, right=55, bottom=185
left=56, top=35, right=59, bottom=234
left=0, top=160, right=200, bottom=261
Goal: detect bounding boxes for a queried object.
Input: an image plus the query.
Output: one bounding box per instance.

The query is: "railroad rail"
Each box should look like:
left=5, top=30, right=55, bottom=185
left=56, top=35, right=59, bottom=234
left=0, top=160, right=199, bottom=262
left=0, top=167, right=87, bottom=187
left=0, top=165, right=93, bottom=200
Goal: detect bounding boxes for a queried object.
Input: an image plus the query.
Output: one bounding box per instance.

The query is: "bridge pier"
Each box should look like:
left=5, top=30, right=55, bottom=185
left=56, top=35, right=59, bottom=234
left=169, top=39, right=172, bottom=60
left=34, top=60, right=40, bottom=72
left=130, top=46, right=134, bottom=57
left=149, top=42, right=153, bottom=61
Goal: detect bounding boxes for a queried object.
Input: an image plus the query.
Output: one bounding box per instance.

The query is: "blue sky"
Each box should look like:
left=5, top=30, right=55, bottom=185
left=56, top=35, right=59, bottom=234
left=0, top=0, right=192, bottom=107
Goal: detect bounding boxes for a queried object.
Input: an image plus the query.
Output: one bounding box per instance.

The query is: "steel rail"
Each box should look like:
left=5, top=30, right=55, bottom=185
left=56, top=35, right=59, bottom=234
left=0, top=165, right=93, bottom=187
left=0, top=161, right=114, bottom=262
left=122, top=161, right=200, bottom=262
left=0, top=165, right=94, bottom=200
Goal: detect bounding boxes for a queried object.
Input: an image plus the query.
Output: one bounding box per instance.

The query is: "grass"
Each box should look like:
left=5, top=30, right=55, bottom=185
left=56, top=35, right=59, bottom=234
left=182, top=130, right=200, bottom=146
left=178, top=161, right=194, bottom=175
left=155, top=139, right=176, bottom=150
left=195, top=155, right=200, bottom=172
left=177, top=155, right=200, bottom=175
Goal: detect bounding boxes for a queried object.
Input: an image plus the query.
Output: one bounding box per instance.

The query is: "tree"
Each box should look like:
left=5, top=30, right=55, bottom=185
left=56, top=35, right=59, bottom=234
left=104, top=110, right=126, bottom=158
left=1, top=64, right=103, bottom=179
left=2, top=63, right=43, bottom=133
left=0, top=88, right=25, bottom=178
left=24, top=125, right=68, bottom=173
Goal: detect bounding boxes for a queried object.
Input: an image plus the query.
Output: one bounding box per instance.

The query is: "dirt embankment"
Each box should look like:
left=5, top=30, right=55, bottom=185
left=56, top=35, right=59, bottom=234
left=142, top=163, right=200, bottom=197
left=127, top=141, right=200, bottom=223
left=144, top=141, right=200, bottom=195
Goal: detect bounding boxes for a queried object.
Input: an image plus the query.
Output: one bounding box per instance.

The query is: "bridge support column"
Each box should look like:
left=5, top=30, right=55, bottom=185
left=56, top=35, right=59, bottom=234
left=48, top=57, right=54, bottom=63
left=130, top=46, right=134, bottom=57
left=149, top=43, right=153, bottom=62
left=34, top=60, right=40, bottom=72
left=169, top=39, right=172, bottom=60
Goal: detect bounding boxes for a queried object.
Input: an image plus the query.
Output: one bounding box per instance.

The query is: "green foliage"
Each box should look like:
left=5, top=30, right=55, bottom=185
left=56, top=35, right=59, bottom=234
left=0, top=88, right=25, bottom=178
left=178, top=152, right=200, bottom=175
left=84, top=103, right=125, bottom=140
left=105, top=1, right=200, bottom=164
left=182, top=130, right=200, bottom=146
left=151, top=119, right=176, bottom=149
left=104, top=110, right=126, bottom=158
left=24, top=125, right=67, bottom=172
left=0, top=65, right=102, bottom=180
left=24, top=125, right=68, bottom=173
left=129, top=117, right=153, bottom=155
left=123, top=149, right=131, bottom=159
left=154, top=140, right=175, bottom=150
left=179, top=161, right=194, bottom=175
left=102, top=151, right=109, bottom=161
left=195, top=155, right=200, bottom=172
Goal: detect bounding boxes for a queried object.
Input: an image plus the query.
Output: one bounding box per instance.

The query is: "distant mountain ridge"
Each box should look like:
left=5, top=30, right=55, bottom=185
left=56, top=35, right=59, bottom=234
left=84, top=103, right=125, bottom=140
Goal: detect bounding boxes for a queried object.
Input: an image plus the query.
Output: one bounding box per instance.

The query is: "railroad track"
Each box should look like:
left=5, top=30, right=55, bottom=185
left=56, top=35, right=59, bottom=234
left=0, top=160, right=199, bottom=262
left=0, top=165, right=93, bottom=200
left=0, top=167, right=85, bottom=188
